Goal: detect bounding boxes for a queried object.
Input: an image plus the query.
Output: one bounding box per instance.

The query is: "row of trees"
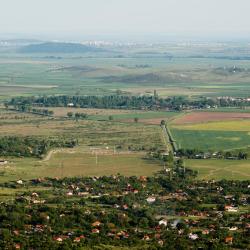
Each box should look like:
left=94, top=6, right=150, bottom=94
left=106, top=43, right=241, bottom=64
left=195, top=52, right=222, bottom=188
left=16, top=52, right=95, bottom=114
left=66, top=112, right=88, bottom=120
left=175, top=148, right=248, bottom=160
left=0, top=136, right=77, bottom=158
left=8, top=94, right=250, bottom=111
left=7, top=104, right=54, bottom=116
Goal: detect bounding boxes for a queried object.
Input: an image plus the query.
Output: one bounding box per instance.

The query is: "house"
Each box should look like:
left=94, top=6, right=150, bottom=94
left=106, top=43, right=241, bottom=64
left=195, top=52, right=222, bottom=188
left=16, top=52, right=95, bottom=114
left=224, top=205, right=238, bottom=212
left=54, top=236, right=63, bottom=242
left=146, top=197, right=156, bottom=204
left=15, top=244, right=21, bottom=249
left=13, top=230, right=20, bottom=236
left=32, top=199, right=45, bottom=204
left=229, top=226, right=238, bottom=231
left=189, top=233, right=199, bottom=240
left=202, top=229, right=209, bottom=235
left=159, top=219, right=168, bottom=227
left=0, top=159, right=8, bottom=165
left=92, top=221, right=101, bottom=227
left=143, top=235, right=150, bottom=241
left=73, top=237, right=84, bottom=243
left=92, top=228, right=100, bottom=234
left=158, top=240, right=164, bottom=246
left=139, top=176, right=147, bottom=182
left=78, top=192, right=89, bottom=196
left=225, top=236, right=233, bottom=244
left=74, top=237, right=81, bottom=243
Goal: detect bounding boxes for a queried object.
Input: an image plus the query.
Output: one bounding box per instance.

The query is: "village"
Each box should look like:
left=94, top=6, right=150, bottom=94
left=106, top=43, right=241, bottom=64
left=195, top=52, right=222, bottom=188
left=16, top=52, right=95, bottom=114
left=0, top=168, right=249, bottom=249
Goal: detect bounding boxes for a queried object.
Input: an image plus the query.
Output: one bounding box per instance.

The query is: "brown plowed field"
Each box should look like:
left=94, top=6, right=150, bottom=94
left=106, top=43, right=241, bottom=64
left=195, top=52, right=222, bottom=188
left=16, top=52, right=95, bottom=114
left=173, top=112, right=250, bottom=124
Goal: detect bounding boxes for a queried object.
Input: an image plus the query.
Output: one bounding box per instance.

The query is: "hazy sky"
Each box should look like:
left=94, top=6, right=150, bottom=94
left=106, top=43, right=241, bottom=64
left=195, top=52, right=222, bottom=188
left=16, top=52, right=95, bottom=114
left=1, top=0, right=250, bottom=40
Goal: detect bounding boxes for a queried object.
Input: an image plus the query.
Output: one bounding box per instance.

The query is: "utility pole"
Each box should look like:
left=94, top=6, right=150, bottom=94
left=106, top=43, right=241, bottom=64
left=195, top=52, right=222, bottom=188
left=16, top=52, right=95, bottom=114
left=95, top=152, right=98, bottom=165
left=61, top=162, right=64, bottom=178
left=183, top=160, right=186, bottom=175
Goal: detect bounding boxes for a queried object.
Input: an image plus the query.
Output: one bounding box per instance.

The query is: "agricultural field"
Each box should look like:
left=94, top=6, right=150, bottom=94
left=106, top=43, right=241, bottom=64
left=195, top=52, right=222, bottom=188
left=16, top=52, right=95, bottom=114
left=173, top=111, right=250, bottom=124
left=1, top=43, right=250, bottom=182
left=38, top=106, right=179, bottom=123
left=170, top=111, right=250, bottom=151
left=2, top=43, right=250, bottom=100
left=0, top=108, right=167, bottom=183
left=185, top=159, right=250, bottom=180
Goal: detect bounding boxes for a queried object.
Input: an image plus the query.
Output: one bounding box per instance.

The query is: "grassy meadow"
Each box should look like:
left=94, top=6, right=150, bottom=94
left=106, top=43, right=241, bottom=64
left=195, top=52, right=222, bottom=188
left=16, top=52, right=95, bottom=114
left=185, top=159, right=250, bottom=180
left=0, top=148, right=162, bottom=183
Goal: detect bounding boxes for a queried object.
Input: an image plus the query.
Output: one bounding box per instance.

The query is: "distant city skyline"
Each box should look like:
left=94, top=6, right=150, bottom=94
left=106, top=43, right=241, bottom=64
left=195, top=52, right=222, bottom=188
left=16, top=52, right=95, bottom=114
left=1, top=0, right=250, bottom=42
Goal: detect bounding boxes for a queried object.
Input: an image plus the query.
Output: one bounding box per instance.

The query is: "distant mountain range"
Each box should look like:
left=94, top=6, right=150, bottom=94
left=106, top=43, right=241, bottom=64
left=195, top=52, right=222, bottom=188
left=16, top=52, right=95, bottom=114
left=19, top=42, right=105, bottom=53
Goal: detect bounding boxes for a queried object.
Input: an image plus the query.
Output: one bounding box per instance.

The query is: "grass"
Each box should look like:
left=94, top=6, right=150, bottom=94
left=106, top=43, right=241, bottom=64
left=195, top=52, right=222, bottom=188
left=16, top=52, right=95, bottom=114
left=170, top=118, right=250, bottom=151
left=0, top=148, right=163, bottom=183
left=0, top=108, right=165, bottom=183
left=39, top=107, right=179, bottom=121
left=172, top=120, right=250, bottom=131
left=2, top=51, right=250, bottom=99
left=171, top=129, right=250, bottom=151
left=0, top=110, right=165, bottom=151
left=185, top=159, right=250, bottom=180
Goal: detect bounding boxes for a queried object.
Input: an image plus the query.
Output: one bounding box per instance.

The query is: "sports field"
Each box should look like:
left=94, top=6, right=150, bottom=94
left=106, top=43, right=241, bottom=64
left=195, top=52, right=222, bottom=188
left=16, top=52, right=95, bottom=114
left=0, top=148, right=162, bottom=183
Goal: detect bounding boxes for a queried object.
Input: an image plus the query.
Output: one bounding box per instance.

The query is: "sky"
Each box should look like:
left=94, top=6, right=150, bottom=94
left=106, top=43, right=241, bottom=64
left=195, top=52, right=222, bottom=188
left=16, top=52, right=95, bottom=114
left=1, top=0, right=250, bottom=41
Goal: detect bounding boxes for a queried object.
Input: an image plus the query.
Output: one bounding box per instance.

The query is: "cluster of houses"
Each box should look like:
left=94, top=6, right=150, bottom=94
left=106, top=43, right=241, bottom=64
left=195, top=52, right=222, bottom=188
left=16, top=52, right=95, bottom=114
left=3, top=176, right=249, bottom=249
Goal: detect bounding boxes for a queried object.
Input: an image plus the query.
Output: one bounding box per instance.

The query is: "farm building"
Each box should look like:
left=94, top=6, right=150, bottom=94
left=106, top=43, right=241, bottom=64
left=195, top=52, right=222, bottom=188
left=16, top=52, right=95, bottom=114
left=0, top=159, right=8, bottom=165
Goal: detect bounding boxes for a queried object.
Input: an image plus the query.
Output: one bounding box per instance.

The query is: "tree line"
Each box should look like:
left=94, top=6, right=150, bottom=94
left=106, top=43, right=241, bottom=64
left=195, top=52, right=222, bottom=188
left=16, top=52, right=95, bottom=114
left=7, top=94, right=250, bottom=111
left=0, top=136, right=77, bottom=158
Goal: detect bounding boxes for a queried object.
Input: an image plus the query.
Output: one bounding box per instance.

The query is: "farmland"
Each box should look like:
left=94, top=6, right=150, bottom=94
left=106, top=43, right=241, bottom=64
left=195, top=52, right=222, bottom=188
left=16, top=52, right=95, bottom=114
left=169, top=111, right=250, bottom=151
left=185, top=159, right=250, bottom=180
left=2, top=42, right=250, bottom=100
left=0, top=107, right=167, bottom=182
left=172, top=111, right=250, bottom=124
left=0, top=42, right=250, bottom=250
left=1, top=42, right=250, bottom=182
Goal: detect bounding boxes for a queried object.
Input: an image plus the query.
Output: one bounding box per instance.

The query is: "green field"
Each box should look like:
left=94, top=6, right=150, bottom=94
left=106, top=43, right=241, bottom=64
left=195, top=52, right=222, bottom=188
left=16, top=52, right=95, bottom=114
left=171, top=129, right=250, bottom=151
left=2, top=47, right=250, bottom=100
left=186, top=159, right=250, bottom=180
left=0, top=148, right=162, bottom=183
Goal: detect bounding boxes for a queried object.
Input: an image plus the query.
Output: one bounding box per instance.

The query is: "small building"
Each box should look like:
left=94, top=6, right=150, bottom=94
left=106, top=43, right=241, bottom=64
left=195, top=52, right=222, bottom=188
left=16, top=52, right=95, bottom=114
left=189, top=233, right=199, bottom=240
left=224, top=205, right=238, bottom=213
left=0, top=159, right=8, bottom=165
left=159, top=219, right=168, bottom=227
left=146, top=197, right=156, bottom=204
left=92, top=228, right=100, bottom=234
left=92, top=221, right=101, bottom=227
left=225, top=236, right=233, bottom=244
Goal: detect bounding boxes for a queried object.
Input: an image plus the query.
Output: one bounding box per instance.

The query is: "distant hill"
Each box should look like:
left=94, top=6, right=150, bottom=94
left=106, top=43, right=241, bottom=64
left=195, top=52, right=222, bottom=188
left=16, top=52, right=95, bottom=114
left=19, top=42, right=105, bottom=53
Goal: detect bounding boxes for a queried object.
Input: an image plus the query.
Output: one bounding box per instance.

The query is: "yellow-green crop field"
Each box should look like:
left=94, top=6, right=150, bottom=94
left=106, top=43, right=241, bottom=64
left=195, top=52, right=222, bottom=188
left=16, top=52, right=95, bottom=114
left=172, top=120, right=250, bottom=132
